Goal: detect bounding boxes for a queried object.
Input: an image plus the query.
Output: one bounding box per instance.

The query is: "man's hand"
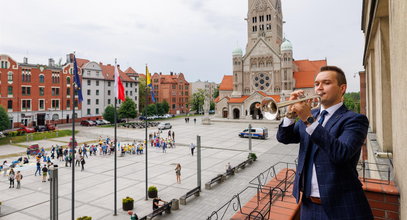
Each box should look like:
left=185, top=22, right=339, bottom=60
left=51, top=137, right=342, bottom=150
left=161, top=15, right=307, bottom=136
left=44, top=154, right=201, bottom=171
left=288, top=90, right=312, bottom=122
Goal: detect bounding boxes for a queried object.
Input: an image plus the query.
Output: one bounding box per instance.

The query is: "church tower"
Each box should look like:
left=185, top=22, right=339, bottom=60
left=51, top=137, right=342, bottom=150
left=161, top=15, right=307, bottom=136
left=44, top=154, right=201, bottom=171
left=246, top=0, right=283, bottom=53
left=281, top=38, right=294, bottom=94
left=231, top=48, right=244, bottom=97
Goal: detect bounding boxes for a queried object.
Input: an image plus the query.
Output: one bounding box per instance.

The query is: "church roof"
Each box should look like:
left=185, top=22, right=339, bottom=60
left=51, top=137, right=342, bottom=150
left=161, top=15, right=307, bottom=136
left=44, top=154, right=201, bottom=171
left=293, top=59, right=327, bottom=88
left=257, top=91, right=281, bottom=102
left=228, top=96, right=249, bottom=103
left=219, top=75, right=233, bottom=91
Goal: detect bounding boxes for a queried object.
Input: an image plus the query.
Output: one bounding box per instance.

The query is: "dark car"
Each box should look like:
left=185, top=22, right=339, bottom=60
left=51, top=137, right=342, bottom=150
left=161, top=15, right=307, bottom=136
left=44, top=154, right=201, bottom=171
left=35, top=125, right=47, bottom=132
left=80, top=120, right=95, bottom=126
left=139, top=116, right=147, bottom=120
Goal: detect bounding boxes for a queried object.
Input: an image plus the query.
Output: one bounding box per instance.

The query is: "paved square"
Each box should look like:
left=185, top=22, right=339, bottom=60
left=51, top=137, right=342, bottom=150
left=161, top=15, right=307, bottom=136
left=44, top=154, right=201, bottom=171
left=0, top=116, right=299, bottom=219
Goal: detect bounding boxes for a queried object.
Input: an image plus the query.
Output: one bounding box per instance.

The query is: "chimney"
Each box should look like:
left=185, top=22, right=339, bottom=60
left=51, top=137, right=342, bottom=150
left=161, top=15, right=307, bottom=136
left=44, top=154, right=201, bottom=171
left=23, top=57, right=28, bottom=64
left=48, top=58, right=55, bottom=67
left=66, top=54, right=72, bottom=63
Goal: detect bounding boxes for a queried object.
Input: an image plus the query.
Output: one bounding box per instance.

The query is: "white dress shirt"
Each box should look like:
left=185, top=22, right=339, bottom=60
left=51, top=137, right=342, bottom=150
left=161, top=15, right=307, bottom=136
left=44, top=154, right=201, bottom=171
left=282, top=102, right=343, bottom=197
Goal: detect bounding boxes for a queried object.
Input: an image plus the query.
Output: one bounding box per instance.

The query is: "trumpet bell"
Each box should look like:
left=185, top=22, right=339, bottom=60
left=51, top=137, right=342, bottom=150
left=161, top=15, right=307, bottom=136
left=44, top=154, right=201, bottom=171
left=261, top=97, right=279, bottom=120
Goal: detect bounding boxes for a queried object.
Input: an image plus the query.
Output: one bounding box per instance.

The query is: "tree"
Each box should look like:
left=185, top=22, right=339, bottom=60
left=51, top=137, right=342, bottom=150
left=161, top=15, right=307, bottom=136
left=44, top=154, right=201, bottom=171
left=138, top=76, right=147, bottom=114
left=118, top=97, right=137, bottom=120
left=0, top=106, right=10, bottom=131
left=190, top=89, right=205, bottom=112
left=103, top=105, right=115, bottom=123
left=162, top=99, right=170, bottom=114
left=146, top=104, right=157, bottom=116
left=343, top=92, right=360, bottom=113
left=210, top=101, right=215, bottom=111
left=213, top=85, right=219, bottom=99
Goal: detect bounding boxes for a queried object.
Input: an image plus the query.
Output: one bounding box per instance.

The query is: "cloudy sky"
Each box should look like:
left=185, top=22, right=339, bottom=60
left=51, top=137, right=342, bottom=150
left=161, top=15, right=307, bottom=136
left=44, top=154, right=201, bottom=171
left=0, top=0, right=364, bottom=92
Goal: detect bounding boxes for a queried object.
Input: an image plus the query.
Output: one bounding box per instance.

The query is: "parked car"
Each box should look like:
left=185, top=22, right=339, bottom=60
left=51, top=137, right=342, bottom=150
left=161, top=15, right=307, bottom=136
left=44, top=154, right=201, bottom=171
left=101, top=119, right=111, bottom=125
left=157, top=122, right=172, bottom=130
left=80, top=120, right=96, bottom=126
left=46, top=124, right=56, bottom=131
left=17, top=126, right=36, bottom=133
left=139, top=116, right=147, bottom=120
left=94, top=120, right=105, bottom=126
left=35, top=125, right=47, bottom=132
left=238, top=127, right=268, bottom=139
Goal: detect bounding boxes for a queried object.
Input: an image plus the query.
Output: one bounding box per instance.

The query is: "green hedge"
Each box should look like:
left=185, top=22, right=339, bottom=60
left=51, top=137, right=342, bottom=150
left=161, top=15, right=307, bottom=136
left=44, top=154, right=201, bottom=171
left=0, top=130, right=78, bottom=146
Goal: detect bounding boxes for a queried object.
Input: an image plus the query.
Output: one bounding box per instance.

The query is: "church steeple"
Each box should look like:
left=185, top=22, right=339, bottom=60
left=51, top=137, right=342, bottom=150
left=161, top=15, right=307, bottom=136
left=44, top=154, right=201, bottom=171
left=246, top=0, right=284, bottom=53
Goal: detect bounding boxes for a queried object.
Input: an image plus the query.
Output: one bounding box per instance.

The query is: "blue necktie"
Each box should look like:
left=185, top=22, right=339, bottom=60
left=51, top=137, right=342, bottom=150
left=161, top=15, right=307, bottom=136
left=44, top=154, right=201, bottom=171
left=304, top=110, right=328, bottom=196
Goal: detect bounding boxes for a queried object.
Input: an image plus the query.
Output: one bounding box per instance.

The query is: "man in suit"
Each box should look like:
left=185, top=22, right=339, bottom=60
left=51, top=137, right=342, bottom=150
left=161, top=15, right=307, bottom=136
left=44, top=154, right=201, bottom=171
left=277, top=66, right=373, bottom=219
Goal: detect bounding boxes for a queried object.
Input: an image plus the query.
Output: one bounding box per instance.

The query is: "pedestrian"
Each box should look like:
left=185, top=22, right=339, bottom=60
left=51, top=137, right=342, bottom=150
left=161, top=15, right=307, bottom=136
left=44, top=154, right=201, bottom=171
left=75, top=153, right=81, bottom=167
left=35, top=161, right=41, bottom=176
left=175, top=163, right=181, bottom=183
left=194, top=118, right=196, bottom=124
left=80, top=156, right=86, bottom=171
left=9, top=168, right=15, bottom=188
left=226, top=162, right=233, bottom=174
left=172, top=131, right=175, bottom=141
left=15, top=171, right=22, bottom=189
left=153, top=197, right=166, bottom=212
left=190, top=143, right=195, bottom=156
left=168, top=130, right=171, bottom=138
left=276, top=66, right=372, bottom=219
left=128, top=211, right=139, bottom=220
left=42, top=165, right=48, bottom=182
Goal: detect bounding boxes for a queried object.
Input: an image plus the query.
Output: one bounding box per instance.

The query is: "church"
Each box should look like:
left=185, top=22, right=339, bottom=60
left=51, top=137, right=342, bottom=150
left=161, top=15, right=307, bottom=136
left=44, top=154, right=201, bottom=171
left=214, top=0, right=326, bottom=119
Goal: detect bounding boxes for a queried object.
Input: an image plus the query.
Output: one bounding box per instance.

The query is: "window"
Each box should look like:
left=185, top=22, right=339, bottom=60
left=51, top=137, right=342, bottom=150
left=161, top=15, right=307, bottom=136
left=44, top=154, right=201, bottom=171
left=87, top=99, right=91, bottom=105
left=67, top=77, right=71, bottom=84
left=39, top=75, right=45, bottom=83
left=87, top=80, right=91, bottom=86
left=96, top=90, right=99, bottom=96
left=172, top=98, right=176, bottom=102
left=96, top=108, right=99, bottom=114
left=8, top=86, right=13, bottom=95
left=172, top=104, right=176, bottom=109
left=51, top=88, right=60, bottom=96
left=6, top=99, right=13, bottom=110
left=130, top=91, right=133, bottom=96
left=96, top=99, right=99, bottom=105
left=135, top=88, right=137, bottom=93
left=66, top=88, right=70, bottom=96
left=87, top=109, right=91, bottom=115
left=108, top=90, right=111, bottom=95
left=22, top=100, right=31, bottom=110
left=1, top=61, right=9, bottom=69
left=51, top=100, right=60, bottom=109
left=74, top=100, right=78, bottom=108
left=126, top=82, right=128, bottom=88
left=126, top=91, right=128, bottom=96
left=39, top=87, right=45, bottom=96
left=22, top=87, right=31, bottom=96
left=185, top=85, right=189, bottom=89
left=8, top=71, right=13, bottom=82
left=39, top=100, right=45, bottom=110
left=108, top=99, right=111, bottom=105
left=87, top=90, right=91, bottom=95
left=108, top=81, right=111, bottom=86
left=96, top=80, right=99, bottom=86
left=67, top=100, right=70, bottom=109
left=185, top=91, right=188, bottom=96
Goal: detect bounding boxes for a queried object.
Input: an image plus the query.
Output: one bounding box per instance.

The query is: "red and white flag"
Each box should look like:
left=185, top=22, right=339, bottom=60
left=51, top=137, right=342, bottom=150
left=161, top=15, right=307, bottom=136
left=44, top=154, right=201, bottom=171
left=114, top=64, right=125, bottom=101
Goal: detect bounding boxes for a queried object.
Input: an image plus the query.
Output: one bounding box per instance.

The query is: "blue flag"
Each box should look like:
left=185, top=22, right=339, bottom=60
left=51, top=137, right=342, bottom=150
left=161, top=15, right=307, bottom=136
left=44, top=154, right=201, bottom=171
left=73, top=55, right=83, bottom=103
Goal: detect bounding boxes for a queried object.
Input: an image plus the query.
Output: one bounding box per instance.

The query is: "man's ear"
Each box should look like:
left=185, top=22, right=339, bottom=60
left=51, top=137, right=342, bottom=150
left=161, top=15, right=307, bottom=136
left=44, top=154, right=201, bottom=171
left=340, top=84, right=347, bottom=96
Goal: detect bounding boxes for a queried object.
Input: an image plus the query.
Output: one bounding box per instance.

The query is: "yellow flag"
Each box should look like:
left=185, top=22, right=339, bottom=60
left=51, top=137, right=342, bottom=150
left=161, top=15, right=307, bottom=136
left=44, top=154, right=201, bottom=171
left=146, top=65, right=151, bottom=86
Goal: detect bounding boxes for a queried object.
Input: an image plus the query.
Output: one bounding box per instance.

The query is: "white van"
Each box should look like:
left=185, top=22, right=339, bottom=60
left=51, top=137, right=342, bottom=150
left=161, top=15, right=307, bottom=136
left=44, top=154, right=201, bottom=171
left=238, top=127, right=268, bottom=139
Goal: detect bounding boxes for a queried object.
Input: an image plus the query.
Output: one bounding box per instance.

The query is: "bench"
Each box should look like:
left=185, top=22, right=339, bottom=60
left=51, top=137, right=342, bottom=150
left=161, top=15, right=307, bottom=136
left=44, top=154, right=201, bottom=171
left=205, top=174, right=225, bottom=190
left=235, top=160, right=248, bottom=172
left=180, top=186, right=201, bottom=205
left=146, top=201, right=172, bottom=220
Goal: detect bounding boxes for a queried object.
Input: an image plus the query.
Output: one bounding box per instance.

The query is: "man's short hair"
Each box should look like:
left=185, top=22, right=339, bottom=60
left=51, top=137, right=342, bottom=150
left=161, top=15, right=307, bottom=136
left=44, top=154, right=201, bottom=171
left=320, top=66, right=347, bottom=86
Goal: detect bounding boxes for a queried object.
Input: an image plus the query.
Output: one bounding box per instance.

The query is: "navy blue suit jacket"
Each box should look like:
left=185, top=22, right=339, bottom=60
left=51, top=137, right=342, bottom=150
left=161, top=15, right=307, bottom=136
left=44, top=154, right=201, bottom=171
left=277, top=105, right=373, bottom=219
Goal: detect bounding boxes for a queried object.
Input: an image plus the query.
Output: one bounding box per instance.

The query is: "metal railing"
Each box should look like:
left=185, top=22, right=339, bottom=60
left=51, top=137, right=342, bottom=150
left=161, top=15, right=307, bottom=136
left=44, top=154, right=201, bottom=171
left=358, top=161, right=392, bottom=184
left=207, top=162, right=296, bottom=220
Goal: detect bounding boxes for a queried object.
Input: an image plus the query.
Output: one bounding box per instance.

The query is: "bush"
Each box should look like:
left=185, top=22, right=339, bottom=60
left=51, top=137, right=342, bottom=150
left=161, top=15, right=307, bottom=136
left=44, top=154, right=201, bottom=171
left=76, top=217, right=92, bottom=220
left=248, top=152, right=257, bottom=161
left=148, top=186, right=157, bottom=192
left=122, top=196, right=134, bottom=204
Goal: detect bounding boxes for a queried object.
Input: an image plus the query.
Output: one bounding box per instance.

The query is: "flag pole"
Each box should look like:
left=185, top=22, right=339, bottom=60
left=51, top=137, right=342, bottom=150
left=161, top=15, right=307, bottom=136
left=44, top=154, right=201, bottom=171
left=113, top=59, right=118, bottom=216
left=145, top=64, right=149, bottom=200
left=71, top=53, right=76, bottom=220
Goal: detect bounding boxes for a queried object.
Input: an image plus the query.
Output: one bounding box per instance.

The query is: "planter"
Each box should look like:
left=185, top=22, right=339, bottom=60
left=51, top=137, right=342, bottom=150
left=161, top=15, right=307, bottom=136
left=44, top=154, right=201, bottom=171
left=148, top=190, right=157, bottom=198
left=122, top=201, right=134, bottom=211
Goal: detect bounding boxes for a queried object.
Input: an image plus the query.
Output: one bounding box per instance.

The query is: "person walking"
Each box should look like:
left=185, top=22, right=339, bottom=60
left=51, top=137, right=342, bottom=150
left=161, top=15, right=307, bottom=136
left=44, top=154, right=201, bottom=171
left=175, top=163, right=181, bottom=183
left=276, top=66, right=372, bottom=219
left=42, top=165, right=48, bottom=182
left=75, top=153, right=81, bottom=167
left=172, top=131, right=175, bottom=141
left=35, top=161, right=41, bottom=176
left=80, top=156, right=86, bottom=171
left=190, top=143, right=195, bottom=156
left=9, top=168, right=15, bottom=188
left=15, top=171, right=22, bottom=189
left=193, top=118, right=196, bottom=124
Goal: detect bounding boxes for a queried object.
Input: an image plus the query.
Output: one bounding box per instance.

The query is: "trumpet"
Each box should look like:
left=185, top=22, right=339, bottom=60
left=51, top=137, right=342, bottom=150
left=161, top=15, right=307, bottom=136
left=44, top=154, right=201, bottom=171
left=261, top=95, right=321, bottom=120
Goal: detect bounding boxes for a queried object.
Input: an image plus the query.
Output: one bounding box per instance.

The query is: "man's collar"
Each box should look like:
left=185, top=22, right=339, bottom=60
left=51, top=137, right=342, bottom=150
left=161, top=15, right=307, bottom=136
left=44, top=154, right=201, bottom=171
left=320, top=102, right=343, bottom=115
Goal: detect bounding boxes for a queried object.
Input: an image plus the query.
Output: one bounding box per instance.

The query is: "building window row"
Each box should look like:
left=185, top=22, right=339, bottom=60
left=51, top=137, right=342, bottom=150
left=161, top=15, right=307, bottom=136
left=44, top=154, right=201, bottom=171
left=22, top=86, right=31, bottom=96
left=1, top=61, right=9, bottom=69
left=52, top=88, right=60, bottom=96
